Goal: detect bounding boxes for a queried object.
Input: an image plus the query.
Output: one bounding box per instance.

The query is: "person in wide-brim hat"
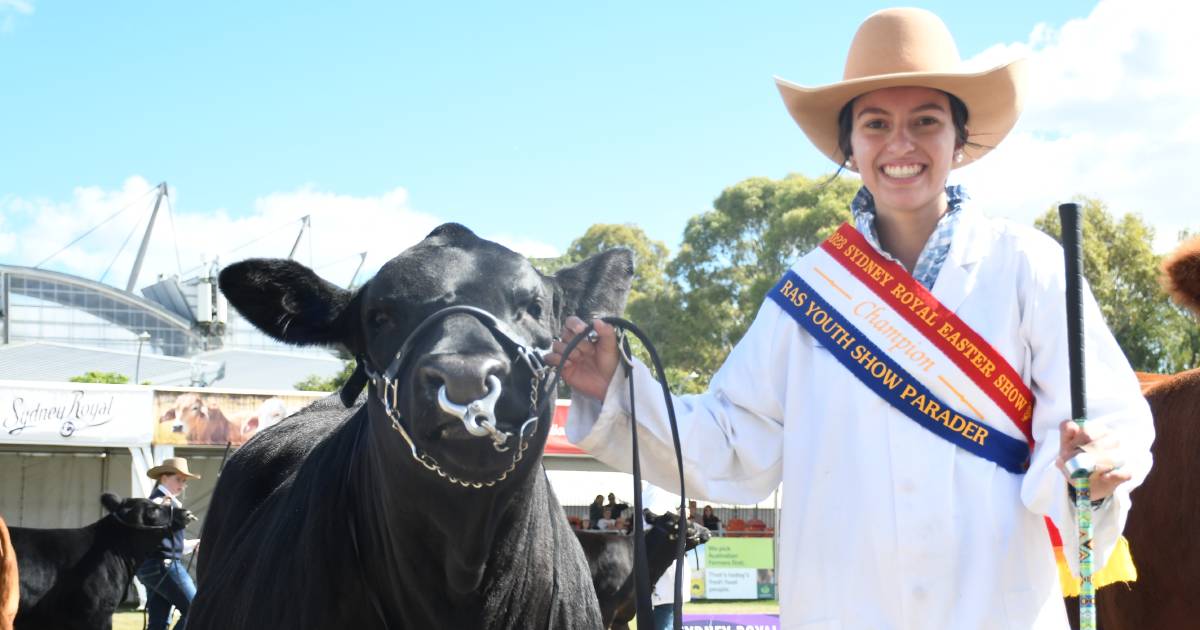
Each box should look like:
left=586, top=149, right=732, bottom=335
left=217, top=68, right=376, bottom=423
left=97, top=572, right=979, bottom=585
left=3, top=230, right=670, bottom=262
left=548, top=7, right=1153, bottom=629
left=774, top=6, right=1025, bottom=170
left=139, top=455, right=201, bottom=630
left=146, top=457, right=201, bottom=481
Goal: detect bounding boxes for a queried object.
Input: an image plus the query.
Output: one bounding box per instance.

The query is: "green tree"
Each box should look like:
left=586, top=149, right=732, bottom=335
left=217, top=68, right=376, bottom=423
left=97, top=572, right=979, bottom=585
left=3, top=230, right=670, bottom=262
left=295, top=359, right=357, bottom=392
left=666, top=174, right=859, bottom=387
left=1035, top=198, right=1200, bottom=373
left=69, top=371, right=130, bottom=384
left=562, top=224, right=671, bottom=301
left=536, top=223, right=690, bottom=389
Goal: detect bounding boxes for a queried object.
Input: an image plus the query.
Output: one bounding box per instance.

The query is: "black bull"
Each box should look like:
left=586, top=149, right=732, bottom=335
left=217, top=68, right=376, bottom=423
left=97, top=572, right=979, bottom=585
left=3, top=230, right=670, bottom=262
left=190, top=224, right=634, bottom=629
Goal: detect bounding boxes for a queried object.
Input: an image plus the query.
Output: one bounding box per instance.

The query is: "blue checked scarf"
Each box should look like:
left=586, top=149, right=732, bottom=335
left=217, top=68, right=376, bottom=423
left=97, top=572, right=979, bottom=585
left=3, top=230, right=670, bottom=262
left=851, top=185, right=969, bottom=290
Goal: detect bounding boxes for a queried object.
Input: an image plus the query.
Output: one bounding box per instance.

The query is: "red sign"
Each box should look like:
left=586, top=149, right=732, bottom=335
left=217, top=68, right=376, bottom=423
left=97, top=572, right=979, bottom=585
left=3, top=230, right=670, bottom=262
left=545, top=400, right=585, bottom=455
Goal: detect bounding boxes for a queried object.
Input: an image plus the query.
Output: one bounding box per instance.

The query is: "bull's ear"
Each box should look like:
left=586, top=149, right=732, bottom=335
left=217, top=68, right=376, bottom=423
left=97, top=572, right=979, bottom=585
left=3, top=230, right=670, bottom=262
left=219, top=259, right=361, bottom=348
left=100, top=492, right=122, bottom=513
left=554, top=248, right=635, bottom=319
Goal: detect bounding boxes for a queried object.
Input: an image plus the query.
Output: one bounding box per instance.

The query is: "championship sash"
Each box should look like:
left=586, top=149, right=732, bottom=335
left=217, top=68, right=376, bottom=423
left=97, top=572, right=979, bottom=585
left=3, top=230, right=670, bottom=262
left=770, top=223, right=1034, bottom=473
left=771, top=223, right=1136, bottom=591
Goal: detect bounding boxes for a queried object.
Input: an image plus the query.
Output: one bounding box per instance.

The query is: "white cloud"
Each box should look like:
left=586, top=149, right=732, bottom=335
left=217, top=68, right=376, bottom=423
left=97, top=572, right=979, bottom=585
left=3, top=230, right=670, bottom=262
left=953, top=0, right=1199, bottom=251
left=0, top=0, right=33, bottom=14
left=2, top=176, right=559, bottom=290
left=0, top=0, right=33, bottom=33
left=488, top=235, right=561, bottom=259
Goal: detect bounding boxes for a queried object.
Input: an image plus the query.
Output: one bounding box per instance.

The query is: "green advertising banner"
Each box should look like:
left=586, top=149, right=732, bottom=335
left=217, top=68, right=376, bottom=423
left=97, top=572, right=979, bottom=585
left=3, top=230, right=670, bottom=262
left=704, top=537, right=774, bottom=569
left=694, top=537, right=776, bottom=600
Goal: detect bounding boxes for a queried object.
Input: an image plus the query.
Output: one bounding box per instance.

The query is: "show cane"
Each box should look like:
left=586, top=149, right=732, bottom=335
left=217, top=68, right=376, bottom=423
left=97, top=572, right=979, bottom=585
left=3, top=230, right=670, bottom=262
left=1060, top=202, right=1097, bottom=629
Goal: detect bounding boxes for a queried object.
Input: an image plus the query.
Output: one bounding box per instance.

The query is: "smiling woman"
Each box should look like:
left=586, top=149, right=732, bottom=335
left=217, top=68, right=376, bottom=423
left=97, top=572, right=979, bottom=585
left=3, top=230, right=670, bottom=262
left=550, top=7, right=1155, bottom=630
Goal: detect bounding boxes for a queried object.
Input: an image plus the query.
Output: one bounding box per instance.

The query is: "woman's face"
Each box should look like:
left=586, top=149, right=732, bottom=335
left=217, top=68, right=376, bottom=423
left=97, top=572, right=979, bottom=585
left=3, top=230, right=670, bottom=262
left=850, top=86, right=958, bottom=217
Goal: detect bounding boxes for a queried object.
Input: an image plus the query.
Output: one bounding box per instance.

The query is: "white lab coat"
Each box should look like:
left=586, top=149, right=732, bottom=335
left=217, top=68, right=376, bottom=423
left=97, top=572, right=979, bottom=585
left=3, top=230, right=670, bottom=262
left=567, top=210, right=1154, bottom=630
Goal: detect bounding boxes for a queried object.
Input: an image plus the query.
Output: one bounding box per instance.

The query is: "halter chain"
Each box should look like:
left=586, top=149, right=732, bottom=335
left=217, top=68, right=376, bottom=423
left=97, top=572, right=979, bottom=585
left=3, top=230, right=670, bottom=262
left=374, top=370, right=543, bottom=489
left=361, top=304, right=555, bottom=490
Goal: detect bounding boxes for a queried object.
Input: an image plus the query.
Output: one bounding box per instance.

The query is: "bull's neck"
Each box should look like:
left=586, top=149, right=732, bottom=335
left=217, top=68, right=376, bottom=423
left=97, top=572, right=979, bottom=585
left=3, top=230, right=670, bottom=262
left=353, top=402, right=551, bottom=606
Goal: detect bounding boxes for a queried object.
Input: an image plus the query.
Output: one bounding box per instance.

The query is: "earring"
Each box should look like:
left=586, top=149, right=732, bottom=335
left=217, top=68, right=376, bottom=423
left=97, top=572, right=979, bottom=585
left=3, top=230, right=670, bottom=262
left=954, top=151, right=964, bottom=164
left=845, top=157, right=856, bottom=169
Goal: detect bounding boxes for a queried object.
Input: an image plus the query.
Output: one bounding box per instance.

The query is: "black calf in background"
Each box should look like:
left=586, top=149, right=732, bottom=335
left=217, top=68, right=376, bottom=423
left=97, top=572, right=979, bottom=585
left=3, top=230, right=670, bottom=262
left=575, top=511, right=711, bottom=630
left=10, top=493, right=191, bottom=630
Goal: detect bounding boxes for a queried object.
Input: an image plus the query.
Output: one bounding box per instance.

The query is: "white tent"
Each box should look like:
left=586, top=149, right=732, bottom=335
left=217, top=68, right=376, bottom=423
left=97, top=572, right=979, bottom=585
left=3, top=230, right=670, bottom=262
left=0, top=379, right=168, bottom=527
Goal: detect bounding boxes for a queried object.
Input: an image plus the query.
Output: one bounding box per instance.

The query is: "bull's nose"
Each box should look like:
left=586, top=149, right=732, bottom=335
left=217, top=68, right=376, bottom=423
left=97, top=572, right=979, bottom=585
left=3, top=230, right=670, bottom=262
left=419, top=355, right=507, bottom=404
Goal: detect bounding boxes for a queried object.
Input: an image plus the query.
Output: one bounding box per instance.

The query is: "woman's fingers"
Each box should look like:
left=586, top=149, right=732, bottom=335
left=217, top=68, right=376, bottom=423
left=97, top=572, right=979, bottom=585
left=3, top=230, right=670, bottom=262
left=543, top=315, right=621, bottom=401
left=1088, top=467, right=1132, bottom=501
left=1057, top=419, right=1130, bottom=500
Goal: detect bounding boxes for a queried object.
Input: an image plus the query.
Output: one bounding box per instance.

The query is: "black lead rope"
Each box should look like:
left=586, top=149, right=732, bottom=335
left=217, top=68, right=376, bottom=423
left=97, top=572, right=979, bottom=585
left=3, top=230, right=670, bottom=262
left=545, top=317, right=688, bottom=630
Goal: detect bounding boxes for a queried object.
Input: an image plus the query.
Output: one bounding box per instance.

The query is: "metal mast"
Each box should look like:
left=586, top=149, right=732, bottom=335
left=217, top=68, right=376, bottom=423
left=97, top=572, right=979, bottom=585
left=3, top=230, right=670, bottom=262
left=126, top=182, right=168, bottom=292
left=288, top=215, right=311, bottom=260
left=347, top=252, right=368, bottom=288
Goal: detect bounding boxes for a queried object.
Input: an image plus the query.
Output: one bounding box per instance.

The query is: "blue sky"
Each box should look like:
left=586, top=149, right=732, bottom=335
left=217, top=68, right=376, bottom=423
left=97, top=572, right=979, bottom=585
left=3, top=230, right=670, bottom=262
left=1, top=0, right=1192, bottom=285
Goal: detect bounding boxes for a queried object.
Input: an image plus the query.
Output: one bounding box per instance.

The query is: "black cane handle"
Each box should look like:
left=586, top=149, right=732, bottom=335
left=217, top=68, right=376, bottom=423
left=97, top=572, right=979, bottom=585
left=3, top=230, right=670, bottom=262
left=1059, top=203, right=1086, bottom=422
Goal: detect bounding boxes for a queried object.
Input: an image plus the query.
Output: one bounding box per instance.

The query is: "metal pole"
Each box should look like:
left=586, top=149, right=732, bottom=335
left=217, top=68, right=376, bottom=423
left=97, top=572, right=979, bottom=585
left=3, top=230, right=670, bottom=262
left=2, top=272, right=9, bottom=345
left=126, top=183, right=167, bottom=292
left=288, top=215, right=311, bottom=260
left=134, top=331, right=151, bottom=383
left=348, top=252, right=367, bottom=288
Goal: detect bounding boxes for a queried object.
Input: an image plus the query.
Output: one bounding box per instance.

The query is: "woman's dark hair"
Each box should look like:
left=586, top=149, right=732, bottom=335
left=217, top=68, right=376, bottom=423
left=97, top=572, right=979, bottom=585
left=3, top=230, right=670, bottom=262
left=832, top=90, right=975, bottom=177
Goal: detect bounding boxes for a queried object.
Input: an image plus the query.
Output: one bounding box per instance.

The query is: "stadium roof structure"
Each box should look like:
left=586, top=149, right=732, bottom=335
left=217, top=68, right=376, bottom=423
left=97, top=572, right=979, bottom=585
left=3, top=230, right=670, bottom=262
left=0, top=341, right=215, bottom=386
left=1, top=264, right=201, bottom=356
left=193, top=347, right=344, bottom=391
left=0, top=341, right=344, bottom=390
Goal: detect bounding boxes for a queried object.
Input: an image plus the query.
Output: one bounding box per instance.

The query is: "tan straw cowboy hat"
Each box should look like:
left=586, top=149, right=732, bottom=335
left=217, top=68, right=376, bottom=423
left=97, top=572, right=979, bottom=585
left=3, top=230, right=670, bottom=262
left=775, top=7, right=1026, bottom=171
left=146, top=457, right=202, bottom=480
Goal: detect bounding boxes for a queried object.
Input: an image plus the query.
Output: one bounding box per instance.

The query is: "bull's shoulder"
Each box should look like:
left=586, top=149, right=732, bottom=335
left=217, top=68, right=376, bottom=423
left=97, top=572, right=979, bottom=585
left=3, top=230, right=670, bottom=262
left=191, top=411, right=374, bottom=628
left=198, top=395, right=361, bottom=580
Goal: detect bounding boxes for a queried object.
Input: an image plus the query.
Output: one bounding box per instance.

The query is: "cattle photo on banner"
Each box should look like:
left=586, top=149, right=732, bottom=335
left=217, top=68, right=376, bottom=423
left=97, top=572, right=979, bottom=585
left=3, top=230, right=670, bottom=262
left=151, top=387, right=324, bottom=446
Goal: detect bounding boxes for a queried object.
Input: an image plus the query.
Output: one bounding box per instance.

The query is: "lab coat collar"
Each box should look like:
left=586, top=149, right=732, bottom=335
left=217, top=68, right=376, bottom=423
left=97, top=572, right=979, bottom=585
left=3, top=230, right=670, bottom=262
left=931, top=205, right=990, bottom=313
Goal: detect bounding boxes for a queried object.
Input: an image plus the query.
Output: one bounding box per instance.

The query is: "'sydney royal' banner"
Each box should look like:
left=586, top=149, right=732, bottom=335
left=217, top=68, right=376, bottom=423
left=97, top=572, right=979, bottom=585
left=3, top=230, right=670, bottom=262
left=0, top=380, right=153, bottom=447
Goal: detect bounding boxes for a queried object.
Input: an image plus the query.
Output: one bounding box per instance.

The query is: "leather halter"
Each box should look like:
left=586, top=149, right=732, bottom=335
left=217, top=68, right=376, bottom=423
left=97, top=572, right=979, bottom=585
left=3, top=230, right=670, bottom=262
left=352, top=305, right=555, bottom=489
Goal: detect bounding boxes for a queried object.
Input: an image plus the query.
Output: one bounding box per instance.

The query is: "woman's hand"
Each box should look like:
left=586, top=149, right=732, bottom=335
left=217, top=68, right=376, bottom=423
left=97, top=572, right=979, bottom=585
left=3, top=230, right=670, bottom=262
left=545, top=316, right=620, bottom=401
left=1056, top=420, right=1132, bottom=502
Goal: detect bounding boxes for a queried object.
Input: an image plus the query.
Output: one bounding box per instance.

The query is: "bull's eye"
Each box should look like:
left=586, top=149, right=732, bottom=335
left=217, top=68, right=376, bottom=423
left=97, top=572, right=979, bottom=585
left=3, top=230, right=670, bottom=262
left=369, top=310, right=392, bottom=329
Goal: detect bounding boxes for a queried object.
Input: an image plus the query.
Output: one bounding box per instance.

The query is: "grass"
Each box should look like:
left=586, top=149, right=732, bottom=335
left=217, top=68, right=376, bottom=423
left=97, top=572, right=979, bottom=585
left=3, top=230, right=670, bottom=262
left=111, top=600, right=780, bottom=629
left=685, top=599, right=780, bottom=614
left=113, top=609, right=174, bottom=630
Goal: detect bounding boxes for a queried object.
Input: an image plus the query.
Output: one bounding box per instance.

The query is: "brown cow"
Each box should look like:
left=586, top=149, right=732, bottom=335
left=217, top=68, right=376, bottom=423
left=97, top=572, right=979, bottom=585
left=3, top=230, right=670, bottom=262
left=0, top=515, right=17, bottom=630
left=155, top=392, right=242, bottom=445
left=1067, top=236, right=1200, bottom=629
